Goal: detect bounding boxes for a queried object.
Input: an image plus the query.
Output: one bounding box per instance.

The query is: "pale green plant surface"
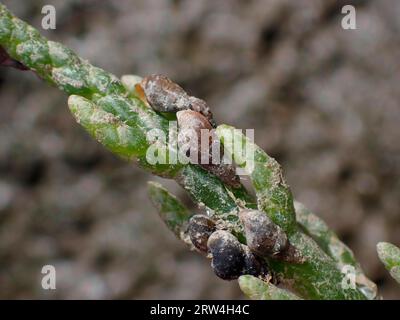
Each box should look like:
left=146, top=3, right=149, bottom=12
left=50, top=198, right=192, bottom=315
left=377, top=242, right=400, bottom=284
left=238, top=275, right=301, bottom=300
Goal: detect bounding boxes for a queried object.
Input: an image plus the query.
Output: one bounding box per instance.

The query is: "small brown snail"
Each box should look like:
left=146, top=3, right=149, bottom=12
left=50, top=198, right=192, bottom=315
left=187, top=214, right=216, bottom=253
left=139, top=74, right=214, bottom=124
left=176, top=109, right=241, bottom=188
left=176, top=109, right=213, bottom=157
left=239, top=209, right=288, bottom=256
left=239, top=209, right=304, bottom=264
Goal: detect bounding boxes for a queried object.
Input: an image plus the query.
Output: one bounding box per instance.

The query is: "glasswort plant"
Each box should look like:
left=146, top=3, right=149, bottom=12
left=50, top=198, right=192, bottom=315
left=1, top=3, right=399, bottom=300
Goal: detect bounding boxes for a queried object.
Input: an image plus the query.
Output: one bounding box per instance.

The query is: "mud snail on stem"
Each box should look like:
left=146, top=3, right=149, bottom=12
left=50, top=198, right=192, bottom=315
left=1, top=3, right=389, bottom=299
left=186, top=210, right=301, bottom=281
left=187, top=214, right=267, bottom=280
left=138, top=74, right=215, bottom=124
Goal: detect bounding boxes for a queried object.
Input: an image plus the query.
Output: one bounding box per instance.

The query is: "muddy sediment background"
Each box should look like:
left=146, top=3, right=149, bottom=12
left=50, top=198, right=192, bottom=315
left=0, top=0, right=399, bottom=299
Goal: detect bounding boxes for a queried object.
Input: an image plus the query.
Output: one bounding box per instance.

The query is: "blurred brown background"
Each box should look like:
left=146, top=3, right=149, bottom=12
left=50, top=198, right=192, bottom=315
left=0, top=0, right=399, bottom=299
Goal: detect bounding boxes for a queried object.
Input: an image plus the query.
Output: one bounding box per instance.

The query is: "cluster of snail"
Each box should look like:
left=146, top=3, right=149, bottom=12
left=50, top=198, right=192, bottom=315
left=186, top=209, right=300, bottom=280
left=138, top=74, right=302, bottom=280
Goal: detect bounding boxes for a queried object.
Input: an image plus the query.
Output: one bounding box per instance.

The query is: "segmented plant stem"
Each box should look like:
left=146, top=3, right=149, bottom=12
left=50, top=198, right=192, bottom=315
left=0, top=3, right=370, bottom=299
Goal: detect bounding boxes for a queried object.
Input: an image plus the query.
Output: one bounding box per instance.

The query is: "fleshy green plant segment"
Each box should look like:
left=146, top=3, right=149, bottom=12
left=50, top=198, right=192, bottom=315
left=147, top=181, right=191, bottom=238
left=295, top=201, right=377, bottom=299
left=238, top=275, right=302, bottom=300
left=377, top=242, right=400, bottom=284
left=0, top=3, right=377, bottom=299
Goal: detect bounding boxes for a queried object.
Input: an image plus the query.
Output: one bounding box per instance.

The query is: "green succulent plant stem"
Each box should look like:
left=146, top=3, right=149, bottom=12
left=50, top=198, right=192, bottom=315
left=0, top=3, right=369, bottom=299
left=238, top=275, right=302, bottom=300
left=377, top=242, right=400, bottom=284
left=147, top=181, right=191, bottom=238
left=294, top=201, right=377, bottom=299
